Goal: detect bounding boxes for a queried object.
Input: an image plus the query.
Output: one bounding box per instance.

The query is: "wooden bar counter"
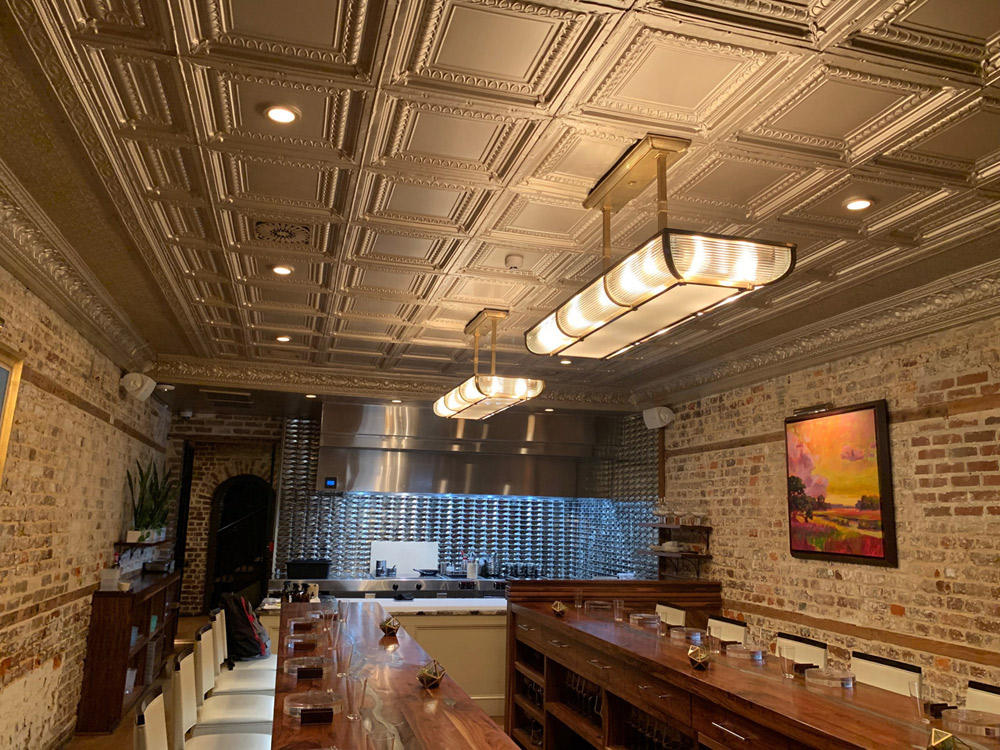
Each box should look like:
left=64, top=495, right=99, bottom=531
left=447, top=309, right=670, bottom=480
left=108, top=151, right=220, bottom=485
left=506, top=599, right=999, bottom=750
left=272, top=600, right=518, bottom=750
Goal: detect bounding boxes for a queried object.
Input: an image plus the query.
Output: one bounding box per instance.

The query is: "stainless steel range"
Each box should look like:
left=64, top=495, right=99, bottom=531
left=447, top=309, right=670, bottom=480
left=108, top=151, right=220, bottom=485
left=271, top=576, right=509, bottom=598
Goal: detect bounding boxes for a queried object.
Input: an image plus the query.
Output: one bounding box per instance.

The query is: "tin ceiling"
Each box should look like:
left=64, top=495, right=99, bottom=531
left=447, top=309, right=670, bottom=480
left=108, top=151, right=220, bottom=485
left=2, top=0, right=1000, bottom=409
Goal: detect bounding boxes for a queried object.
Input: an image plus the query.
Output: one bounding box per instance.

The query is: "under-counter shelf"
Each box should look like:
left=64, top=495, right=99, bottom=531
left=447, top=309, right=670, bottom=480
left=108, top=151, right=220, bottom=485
left=513, top=694, right=544, bottom=724
left=514, top=660, right=544, bottom=687
left=547, top=701, right=605, bottom=750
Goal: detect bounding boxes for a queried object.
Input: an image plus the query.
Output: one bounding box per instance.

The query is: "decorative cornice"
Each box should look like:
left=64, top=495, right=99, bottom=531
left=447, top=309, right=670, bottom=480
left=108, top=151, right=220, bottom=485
left=632, top=245, right=1000, bottom=406
left=152, top=355, right=632, bottom=408
left=0, top=160, right=153, bottom=368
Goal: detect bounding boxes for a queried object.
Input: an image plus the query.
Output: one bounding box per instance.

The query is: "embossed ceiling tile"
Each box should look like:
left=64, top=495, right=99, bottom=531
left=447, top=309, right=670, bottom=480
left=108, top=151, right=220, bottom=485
left=519, top=121, right=640, bottom=197
left=179, top=0, right=388, bottom=79
left=850, top=0, right=1000, bottom=77
left=741, top=61, right=955, bottom=163
left=168, top=243, right=225, bottom=277
left=192, top=64, right=365, bottom=162
left=392, top=0, right=614, bottom=108
left=340, top=295, right=410, bottom=321
left=359, top=172, right=494, bottom=233
left=329, top=338, right=391, bottom=354
left=220, top=209, right=335, bottom=257
left=234, top=254, right=330, bottom=287
left=63, top=0, right=174, bottom=49
left=347, top=225, right=462, bottom=271
left=253, top=346, right=313, bottom=362
left=251, top=309, right=319, bottom=330
left=342, top=265, right=436, bottom=302
left=148, top=199, right=218, bottom=244
left=371, top=94, right=543, bottom=184
left=783, top=173, right=931, bottom=233
left=637, top=0, right=817, bottom=42
left=77, top=44, right=191, bottom=135
left=464, top=243, right=558, bottom=280
left=439, top=275, right=530, bottom=308
left=487, top=193, right=595, bottom=248
left=325, top=351, right=384, bottom=368
left=248, top=284, right=325, bottom=313
left=121, top=140, right=205, bottom=198
left=209, top=151, right=350, bottom=217
left=577, top=17, right=794, bottom=133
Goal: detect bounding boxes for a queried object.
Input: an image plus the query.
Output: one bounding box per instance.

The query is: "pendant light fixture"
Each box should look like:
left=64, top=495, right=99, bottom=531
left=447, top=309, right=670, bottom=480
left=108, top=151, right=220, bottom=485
left=434, top=309, right=544, bottom=420
left=524, top=136, right=796, bottom=359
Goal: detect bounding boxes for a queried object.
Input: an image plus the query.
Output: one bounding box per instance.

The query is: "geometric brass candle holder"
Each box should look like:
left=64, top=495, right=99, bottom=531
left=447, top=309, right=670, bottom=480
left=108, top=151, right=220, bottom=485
left=928, top=729, right=970, bottom=749
left=551, top=600, right=569, bottom=617
left=379, top=616, right=401, bottom=636
left=417, top=659, right=446, bottom=689
left=688, top=644, right=711, bottom=671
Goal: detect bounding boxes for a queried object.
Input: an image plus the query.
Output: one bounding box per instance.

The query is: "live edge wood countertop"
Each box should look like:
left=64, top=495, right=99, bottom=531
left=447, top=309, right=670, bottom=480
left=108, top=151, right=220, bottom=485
left=271, top=600, right=517, bottom=750
left=511, top=602, right=998, bottom=750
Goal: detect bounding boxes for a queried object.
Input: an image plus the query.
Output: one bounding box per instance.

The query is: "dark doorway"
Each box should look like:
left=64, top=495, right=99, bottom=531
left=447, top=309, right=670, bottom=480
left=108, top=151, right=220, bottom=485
left=205, top=474, right=275, bottom=610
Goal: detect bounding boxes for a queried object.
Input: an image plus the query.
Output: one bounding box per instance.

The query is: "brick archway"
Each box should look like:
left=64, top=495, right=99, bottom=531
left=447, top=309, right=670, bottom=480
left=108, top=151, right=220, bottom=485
left=179, top=444, right=276, bottom=614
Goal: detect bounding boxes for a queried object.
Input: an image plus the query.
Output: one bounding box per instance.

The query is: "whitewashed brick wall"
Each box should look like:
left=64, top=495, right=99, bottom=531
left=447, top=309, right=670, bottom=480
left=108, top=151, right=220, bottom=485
left=0, top=265, right=169, bottom=750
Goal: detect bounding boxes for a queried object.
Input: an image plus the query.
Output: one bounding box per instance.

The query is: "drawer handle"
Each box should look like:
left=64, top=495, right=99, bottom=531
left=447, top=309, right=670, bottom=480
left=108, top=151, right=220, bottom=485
left=517, top=624, right=536, bottom=632
left=638, top=685, right=671, bottom=699
left=712, top=722, right=747, bottom=742
left=547, top=639, right=569, bottom=648
left=586, top=658, right=611, bottom=670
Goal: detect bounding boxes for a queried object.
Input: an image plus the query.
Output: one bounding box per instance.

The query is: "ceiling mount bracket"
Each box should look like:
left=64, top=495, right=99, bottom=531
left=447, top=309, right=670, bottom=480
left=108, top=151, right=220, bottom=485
left=583, top=135, right=690, bottom=214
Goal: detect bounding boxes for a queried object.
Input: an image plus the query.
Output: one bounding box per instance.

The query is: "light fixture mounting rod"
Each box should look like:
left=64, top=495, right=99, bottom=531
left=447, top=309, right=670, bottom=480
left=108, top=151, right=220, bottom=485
left=463, top=308, right=508, bottom=335
left=656, top=154, right=669, bottom=232
left=583, top=135, right=690, bottom=213
left=602, top=207, right=612, bottom=271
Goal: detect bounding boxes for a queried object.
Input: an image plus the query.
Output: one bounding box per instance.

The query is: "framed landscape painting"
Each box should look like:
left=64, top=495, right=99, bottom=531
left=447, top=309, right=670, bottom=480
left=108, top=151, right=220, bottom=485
left=0, top=343, right=22, bottom=486
left=785, top=400, right=897, bottom=567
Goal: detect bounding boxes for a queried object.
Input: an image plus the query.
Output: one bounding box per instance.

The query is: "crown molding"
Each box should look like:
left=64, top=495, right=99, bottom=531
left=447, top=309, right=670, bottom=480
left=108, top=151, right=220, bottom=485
left=152, top=354, right=633, bottom=409
left=632, top=243, right=1000, bottom=406
left=0, top=159, right=153, bottom=368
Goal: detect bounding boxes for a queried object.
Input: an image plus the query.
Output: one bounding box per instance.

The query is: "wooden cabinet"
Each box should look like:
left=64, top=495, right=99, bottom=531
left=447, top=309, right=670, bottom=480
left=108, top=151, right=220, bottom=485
left=693, top=698, right=788, bottom=750
left=75, top=571, right=181, bottom=734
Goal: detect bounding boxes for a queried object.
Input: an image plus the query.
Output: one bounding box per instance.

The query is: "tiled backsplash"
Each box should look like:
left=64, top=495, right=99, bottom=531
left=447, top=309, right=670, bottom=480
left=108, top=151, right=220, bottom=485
left=275, top=416, right=658, bottom=579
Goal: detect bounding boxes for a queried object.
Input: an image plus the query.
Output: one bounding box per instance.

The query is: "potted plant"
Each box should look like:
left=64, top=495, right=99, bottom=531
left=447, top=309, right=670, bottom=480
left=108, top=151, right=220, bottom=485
left=126, top=460, right=178, bottom=543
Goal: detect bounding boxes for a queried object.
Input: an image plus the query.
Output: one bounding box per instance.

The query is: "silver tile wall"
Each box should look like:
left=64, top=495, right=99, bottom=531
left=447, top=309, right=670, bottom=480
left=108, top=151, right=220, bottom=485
left=274, top=416, right=658, bottom=579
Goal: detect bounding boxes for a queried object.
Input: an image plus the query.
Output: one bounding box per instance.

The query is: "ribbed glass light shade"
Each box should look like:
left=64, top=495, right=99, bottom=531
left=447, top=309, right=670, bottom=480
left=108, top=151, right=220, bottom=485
left=433, top=375, right=545, bottom=420
left=524, top=229, right=794, bottom=358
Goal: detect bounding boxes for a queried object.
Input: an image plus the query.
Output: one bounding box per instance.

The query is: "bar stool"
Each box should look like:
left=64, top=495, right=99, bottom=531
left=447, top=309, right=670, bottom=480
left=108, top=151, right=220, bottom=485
left=188, top=630, right=274, bottom=735
left=775, top=632, right=828, bottom=669
left=220, top=606, right=278, bottom=672
left=967, top=681, right=1000, bottom=713
left=707, top=615, right=748, bottom=646
left=851, top=651, right=920, bottom=696
left=208, top=614, right=276, bottom=695
left=131, top=657, right=271, bottom=750
left=655, top=604, right=686, bottom=628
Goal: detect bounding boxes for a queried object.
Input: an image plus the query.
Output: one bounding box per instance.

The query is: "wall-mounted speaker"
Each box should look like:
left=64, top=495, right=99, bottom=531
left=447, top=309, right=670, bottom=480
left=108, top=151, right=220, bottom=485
left=642, top=406, right=675, bottom=430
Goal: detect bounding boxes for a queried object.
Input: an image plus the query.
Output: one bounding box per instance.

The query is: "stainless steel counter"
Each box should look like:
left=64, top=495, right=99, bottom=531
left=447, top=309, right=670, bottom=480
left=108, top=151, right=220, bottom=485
left=270, top=576, right=510, bottom=598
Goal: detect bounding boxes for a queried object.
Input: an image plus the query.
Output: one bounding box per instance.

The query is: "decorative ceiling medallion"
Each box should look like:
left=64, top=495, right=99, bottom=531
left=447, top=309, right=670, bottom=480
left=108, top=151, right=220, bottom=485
left=254, top=221, right=312, bottom=244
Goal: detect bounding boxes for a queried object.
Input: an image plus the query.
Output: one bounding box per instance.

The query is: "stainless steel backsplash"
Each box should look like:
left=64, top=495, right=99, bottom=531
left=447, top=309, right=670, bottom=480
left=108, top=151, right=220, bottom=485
left=275, top=415, right=658, bottom=579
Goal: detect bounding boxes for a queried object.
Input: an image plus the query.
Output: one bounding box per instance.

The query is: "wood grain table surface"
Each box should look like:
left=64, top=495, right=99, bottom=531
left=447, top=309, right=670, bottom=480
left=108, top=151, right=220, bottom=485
left=513, top=601, right=1000, bottom=750
left=271, top=600, right=517, bottom=750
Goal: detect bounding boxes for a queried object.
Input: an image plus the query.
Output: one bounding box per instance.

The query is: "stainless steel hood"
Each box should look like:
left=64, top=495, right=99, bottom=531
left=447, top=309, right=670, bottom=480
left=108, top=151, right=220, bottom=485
left=316, top=402, right=621, bottom=497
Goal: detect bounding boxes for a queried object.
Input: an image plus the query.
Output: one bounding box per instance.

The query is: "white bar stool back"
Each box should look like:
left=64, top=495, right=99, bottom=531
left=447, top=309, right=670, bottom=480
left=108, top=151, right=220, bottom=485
left=655, top=604, right=686, bottom=628
left=775, top=633, right=828, bottom=669
left=134, top=688, right=169, bottom=750
left=851, top=651, right=920, bottom=696
left=707, top=616, right=748, bottom=646
left=967, top=681, right=1000, bottom=714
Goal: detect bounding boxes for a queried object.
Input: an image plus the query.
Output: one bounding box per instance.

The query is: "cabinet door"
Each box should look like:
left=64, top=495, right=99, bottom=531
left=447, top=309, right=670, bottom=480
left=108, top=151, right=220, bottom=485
left=694, top=698, right=789, bottom=750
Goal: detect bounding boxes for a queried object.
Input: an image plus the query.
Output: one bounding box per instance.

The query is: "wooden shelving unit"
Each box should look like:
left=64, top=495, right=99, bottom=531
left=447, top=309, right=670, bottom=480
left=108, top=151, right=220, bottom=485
left=75, top=570, right=181, bottom=734
left=113, top=537, right=175, bottom=550
left=642, top=521, right=713, bottom=580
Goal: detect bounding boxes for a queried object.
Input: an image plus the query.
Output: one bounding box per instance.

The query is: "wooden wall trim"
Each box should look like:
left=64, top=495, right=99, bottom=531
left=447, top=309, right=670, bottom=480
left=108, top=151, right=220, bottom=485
left=21, top=365, right=165, bottom=453
left=729, top=599, right=1000, bottom=669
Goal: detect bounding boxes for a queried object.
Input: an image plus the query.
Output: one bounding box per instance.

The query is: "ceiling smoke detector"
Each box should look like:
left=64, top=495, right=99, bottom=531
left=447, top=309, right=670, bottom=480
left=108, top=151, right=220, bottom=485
left=504, top=254, right=524, bottom=270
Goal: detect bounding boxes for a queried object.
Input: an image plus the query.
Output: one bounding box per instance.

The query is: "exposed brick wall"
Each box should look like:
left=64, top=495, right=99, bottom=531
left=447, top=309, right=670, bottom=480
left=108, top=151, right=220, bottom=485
left=167, top=415, right=282, bottom=614
left=662, top=314, right=1000, bottom=704
left=0, top=265, right=169, bottom=750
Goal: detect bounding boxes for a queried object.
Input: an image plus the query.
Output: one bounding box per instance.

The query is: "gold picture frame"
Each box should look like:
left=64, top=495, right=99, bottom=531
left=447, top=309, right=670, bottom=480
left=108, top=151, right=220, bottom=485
left=0, top=343, right=23, bottom=485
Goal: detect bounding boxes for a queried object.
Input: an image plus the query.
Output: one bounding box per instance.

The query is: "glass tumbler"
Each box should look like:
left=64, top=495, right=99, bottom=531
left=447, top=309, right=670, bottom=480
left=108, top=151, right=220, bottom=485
left=335, top=640, right=355, bottom=678
left=574, top=589, right=583, bottom=609
left=909, top=680, right=930, bottom=724
left=613, top=599, right=625, bottom=622
left=779, top=644, right=796, bottom=679
left=345, top=674, right=367, bottom=721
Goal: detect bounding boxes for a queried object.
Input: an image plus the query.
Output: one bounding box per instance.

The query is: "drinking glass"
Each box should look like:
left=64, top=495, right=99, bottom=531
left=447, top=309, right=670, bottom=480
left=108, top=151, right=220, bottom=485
left=708, top=634, right=722, bottom=654
left=336, top=640, right=355, bottom=678
left=368, top=730, right=395, bottom=750
left=338, top=600, right=351, bottom=625
left=657, top=618, right=670, bottom=637
left=345, top=674, right=367, bottom=721
left=909, top=680, right=930, bottom=724
left=779, top=644, right=796, bottom=679
left=613, top=599, right=625, bottom=622
left=574, top=589, right=583, bottom=609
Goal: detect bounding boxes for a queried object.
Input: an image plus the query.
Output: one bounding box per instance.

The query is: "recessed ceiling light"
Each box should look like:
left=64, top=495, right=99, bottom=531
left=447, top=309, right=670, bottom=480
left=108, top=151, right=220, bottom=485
left=844, top=197, right=874, bottom=211
left=271, top=265, right=294, bottom=276
left=276, top=335, right=291, bottom=342
left=559, top=359, right=572, bottom=365
left=391, top=399, right=402, bottom=404
left=305, top=394, right=317, bottom=399
left=265, top=105, right=298, bottom=124
left=544, top=408, right=554, bottom=412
